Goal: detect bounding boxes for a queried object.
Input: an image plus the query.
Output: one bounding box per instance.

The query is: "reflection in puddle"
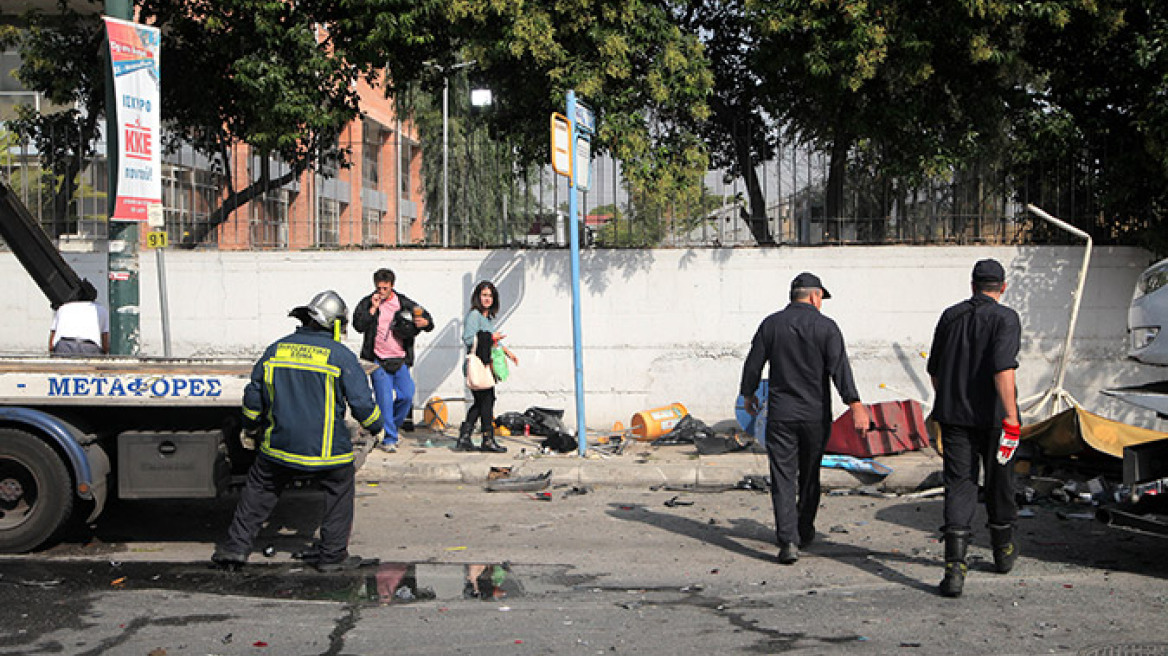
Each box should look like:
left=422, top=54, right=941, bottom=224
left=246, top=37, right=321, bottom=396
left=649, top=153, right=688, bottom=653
left=0, top=560, right=527, bottom=606
left=366, top=563, right=521, bottom=603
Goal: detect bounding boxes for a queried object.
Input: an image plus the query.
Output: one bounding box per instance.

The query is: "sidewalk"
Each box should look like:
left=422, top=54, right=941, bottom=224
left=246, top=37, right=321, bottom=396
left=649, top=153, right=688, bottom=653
left=358, top=427, right=944, bottom=494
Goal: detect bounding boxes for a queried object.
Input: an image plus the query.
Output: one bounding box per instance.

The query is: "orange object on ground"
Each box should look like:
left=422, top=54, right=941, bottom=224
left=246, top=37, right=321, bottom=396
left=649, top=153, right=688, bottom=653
left=630, top=403, right=688, bottom=441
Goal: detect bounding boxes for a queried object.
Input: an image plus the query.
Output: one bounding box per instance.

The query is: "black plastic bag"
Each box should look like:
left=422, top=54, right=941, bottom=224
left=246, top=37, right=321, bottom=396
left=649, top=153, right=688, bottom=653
left=694, top=431, right=757, bottom=455
left=524, top=407, right=568, bottom=436
left=653, top=414, right=714, bottom=446
left=495, top=412, right=537, bottom=434
left=541, top=431, right=577, bottom=453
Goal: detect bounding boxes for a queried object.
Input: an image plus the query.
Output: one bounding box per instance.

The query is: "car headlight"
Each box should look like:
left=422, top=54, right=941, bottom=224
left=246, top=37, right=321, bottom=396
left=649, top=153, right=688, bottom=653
left=1134, top=260, right=1168, bottom=299
left=1131, top=326, right=1161, bottom=350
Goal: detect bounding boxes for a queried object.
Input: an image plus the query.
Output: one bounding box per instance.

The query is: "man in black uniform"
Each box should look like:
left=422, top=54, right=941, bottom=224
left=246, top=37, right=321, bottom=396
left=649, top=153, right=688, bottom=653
left=213, top=290, right=384, bottom=572
left=741, top=272, right=870, bottom=565
left=927, top=259, right=1022, bottom=597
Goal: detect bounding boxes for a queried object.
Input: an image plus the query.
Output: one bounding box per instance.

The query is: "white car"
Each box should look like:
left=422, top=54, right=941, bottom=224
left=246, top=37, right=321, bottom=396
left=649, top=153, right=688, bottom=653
left=1130, top=258, right=1168, bottom=365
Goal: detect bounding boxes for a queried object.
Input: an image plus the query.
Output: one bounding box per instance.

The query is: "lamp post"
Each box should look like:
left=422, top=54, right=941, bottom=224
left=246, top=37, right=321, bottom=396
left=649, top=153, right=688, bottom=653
left=424, top=60, right=475, bottom=247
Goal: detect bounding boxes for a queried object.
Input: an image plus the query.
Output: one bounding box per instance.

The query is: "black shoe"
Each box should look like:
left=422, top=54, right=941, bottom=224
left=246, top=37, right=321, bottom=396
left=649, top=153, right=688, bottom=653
left=778, top=542, right=799, bottom=565
left=989, top=524, right=1018, bottom=574
left=799, top=528, right=816, bottom=548
left=315, top=555, right=380, bottom=573
left=939, top=562, right=967, bottom=598
left=480, top=433, right=507, bottom=453
left=212, top=549, right=248, bottom=570
left=454, top=423, right=476, bottom=452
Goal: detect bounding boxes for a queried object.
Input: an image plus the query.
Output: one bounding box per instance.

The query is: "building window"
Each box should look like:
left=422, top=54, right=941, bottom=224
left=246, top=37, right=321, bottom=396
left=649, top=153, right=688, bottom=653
left=317, top=197, right=341, bottom=246
left=362, top=207, right=383, bottom=246
left=249, top=188, right=290, bottom=248
left=162, top=164, right=219, bottom=246
left=400, top=142, right=413, bottom=197
left=362, top=120, right=383, bottom=189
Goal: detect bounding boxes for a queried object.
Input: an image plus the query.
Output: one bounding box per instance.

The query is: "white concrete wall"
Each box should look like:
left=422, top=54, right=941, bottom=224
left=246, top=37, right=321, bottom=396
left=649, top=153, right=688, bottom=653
left=3, top=246, right=1164, bottom=431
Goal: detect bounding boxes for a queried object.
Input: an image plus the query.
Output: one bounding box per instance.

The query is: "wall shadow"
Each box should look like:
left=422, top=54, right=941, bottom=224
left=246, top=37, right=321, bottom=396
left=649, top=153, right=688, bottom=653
left=412, top=250, right=527, bottom=409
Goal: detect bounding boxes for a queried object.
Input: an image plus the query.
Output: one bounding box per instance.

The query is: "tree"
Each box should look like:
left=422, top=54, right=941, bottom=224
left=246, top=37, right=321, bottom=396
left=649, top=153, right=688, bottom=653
left=1014, top=0, right=1167, bottom=250
left=4, top=0, right=450, bottom=245
left=1, top=10, right=107, bottom=238
left=747, top=0, right=1090, bottom=224
left=438, top=0, right=715, bottom=218
left=670, top=0, right=777, bottom=245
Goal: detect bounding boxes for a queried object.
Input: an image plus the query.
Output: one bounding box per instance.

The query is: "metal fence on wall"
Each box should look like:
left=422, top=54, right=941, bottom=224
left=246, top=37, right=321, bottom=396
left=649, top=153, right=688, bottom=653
left=0, top=125, right=1108, bottom=251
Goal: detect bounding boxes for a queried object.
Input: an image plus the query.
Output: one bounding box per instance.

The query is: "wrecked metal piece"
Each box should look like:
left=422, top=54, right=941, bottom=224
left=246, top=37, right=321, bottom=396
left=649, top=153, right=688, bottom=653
left=485, top=470, right=552, bottom=492
left=736, top=475, right=771, bottom=491
left=487, top=467, right=513, bottom=481
left=903, top=487, right=945, bottom=499
left=854, top=485, right=898, bottom=498
left=664, top=496, right=694, bottom=508
left=652, top=483, right=739, bottom=493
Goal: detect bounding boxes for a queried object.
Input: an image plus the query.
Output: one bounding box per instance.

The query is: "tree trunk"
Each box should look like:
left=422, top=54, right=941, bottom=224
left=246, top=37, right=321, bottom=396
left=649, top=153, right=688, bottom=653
left=731, top=116, right=774, bottom=246
left=183, top=167, right=300, bottom=247
left=825, top=135, right=849, bottom=223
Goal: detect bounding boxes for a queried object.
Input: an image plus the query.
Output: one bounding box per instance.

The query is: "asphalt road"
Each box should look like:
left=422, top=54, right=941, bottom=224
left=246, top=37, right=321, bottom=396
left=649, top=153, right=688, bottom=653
left=2, top=482, right=1167, bottom=655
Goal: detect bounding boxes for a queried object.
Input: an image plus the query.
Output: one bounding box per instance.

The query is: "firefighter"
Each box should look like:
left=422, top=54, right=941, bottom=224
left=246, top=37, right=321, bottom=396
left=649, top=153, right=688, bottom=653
left=213, top=290, right=383, bottom=572
left=927, top=259, right=1023, bottom=597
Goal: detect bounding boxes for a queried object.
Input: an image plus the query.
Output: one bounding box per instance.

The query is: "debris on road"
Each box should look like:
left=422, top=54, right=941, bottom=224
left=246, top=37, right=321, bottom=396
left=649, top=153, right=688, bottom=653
left=485, top=470, right=552, bottom=492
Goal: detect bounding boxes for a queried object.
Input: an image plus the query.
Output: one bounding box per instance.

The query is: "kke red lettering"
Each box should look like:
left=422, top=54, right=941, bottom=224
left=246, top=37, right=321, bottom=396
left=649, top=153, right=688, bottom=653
left=124, top=125, right=152, bottom=160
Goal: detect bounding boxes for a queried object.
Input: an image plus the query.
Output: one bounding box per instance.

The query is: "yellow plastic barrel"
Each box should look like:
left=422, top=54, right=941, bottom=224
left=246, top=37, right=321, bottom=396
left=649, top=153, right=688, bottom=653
left=630, top=403, right=688, bottom=441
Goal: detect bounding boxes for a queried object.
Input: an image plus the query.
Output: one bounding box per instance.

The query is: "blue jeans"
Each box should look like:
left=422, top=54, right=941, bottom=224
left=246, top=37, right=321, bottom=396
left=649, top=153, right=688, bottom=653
left=370, top=364, right=414, bottom=444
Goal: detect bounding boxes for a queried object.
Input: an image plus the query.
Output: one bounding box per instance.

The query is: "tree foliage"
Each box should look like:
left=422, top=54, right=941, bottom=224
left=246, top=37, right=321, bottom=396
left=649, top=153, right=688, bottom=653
left=440, top=0, right=714, bottom=213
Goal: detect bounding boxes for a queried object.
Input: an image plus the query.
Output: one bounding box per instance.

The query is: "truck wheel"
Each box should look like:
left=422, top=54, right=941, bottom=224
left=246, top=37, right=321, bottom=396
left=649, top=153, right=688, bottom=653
left=0, top=429, right=74, bottom=553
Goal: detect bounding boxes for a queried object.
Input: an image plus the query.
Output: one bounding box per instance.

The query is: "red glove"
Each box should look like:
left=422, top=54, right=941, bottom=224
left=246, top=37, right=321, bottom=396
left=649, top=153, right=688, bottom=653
left=997, top=419, right=1021, bottom=465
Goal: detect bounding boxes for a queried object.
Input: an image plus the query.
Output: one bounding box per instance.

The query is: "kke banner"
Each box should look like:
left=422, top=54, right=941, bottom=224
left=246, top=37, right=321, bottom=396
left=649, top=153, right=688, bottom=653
left=103, top=16, right=161, bottom=222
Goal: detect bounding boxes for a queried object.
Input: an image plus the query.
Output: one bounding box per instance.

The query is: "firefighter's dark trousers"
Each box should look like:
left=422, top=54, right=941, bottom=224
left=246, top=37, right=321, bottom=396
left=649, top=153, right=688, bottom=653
left=222, top=455, right=355, bottom=564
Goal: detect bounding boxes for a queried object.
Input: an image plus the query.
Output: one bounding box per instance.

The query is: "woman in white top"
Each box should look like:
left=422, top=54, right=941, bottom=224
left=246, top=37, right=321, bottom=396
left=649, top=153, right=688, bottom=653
left=455, top=280, right=517, bottom=453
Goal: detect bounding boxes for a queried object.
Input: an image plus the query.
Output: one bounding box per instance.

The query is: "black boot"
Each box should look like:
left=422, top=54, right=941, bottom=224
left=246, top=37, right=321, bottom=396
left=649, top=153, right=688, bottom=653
left=480, top=429, right=507, bottom=453
left=454, top=422, right=475, bottom=452
left=939, top=530, right=970, bottom=598
left=989, top=524, right=1018, bottom=574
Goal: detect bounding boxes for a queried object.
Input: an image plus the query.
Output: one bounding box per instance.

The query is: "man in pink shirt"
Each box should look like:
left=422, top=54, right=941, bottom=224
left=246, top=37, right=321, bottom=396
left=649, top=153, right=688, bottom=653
left=353, top=268, right=433, bottom=451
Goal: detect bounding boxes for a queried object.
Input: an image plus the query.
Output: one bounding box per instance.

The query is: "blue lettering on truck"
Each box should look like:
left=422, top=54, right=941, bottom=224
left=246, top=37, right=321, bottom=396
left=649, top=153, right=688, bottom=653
left=46, top=376, right=223, bottom=398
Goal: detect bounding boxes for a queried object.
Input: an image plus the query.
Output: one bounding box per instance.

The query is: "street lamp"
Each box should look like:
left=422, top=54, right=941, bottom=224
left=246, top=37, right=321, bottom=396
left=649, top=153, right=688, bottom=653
left=424, top=60, right=475, bottom=247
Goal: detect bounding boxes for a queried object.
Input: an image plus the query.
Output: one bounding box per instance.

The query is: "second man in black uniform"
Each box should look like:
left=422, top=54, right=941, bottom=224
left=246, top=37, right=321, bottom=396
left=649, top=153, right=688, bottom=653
left=927, top=259, right=1022, bottom=598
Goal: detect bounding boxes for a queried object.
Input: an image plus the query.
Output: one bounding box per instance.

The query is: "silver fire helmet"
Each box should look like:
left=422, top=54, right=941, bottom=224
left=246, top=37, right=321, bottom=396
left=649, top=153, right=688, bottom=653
left=289, top=290, right=348, bottom=332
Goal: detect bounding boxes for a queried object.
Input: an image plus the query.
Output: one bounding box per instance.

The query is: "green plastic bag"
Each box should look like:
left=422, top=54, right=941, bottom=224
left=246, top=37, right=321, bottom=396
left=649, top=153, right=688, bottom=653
left=491, top=347, right=509, bottom=382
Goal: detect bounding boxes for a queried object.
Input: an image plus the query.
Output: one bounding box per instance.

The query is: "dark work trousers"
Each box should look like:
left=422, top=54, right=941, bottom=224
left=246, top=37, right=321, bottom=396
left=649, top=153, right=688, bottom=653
left=222, top=455, right=356, bottom=564
left=465, top=387, right=497, bottom=434
left=940, top=423, right=1018, bottom=532
left=766, top=419, right=828, bottom=545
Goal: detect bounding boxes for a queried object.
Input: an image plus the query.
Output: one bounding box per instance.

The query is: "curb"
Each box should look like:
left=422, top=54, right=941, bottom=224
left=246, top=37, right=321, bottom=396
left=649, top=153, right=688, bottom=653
left=356, top=448, right=944, bottom=494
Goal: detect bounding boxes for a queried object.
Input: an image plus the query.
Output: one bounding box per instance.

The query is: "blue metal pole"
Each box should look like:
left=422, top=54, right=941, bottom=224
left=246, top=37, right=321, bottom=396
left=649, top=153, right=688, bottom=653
left=566, top=91, right=587, bottom=456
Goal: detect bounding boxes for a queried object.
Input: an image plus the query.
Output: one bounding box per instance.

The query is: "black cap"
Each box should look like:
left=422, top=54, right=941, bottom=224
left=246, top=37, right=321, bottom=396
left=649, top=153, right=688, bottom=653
left=791, top=272, right=831, bottom=299
left=972, top=259, right=1005, bottom=283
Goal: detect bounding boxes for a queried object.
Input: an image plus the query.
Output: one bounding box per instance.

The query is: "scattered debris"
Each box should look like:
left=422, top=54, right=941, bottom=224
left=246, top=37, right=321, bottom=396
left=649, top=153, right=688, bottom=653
left=485, top=470, right=552, bottom=492
left=822, top=455, right=893, bottom=477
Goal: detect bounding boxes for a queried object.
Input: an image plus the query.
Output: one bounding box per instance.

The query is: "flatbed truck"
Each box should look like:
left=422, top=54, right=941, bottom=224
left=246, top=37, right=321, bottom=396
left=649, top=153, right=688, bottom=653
left=0, top=182, right=261, bottom=552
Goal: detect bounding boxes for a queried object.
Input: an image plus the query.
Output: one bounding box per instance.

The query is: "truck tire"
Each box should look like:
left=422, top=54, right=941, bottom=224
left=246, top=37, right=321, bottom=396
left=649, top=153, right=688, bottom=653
left=0, top=428, right=74, bottom=553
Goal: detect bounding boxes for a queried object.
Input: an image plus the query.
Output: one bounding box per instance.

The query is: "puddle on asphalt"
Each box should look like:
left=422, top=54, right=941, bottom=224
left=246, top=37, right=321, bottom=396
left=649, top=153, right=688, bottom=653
left=0, top=560, right=562, bottom=605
